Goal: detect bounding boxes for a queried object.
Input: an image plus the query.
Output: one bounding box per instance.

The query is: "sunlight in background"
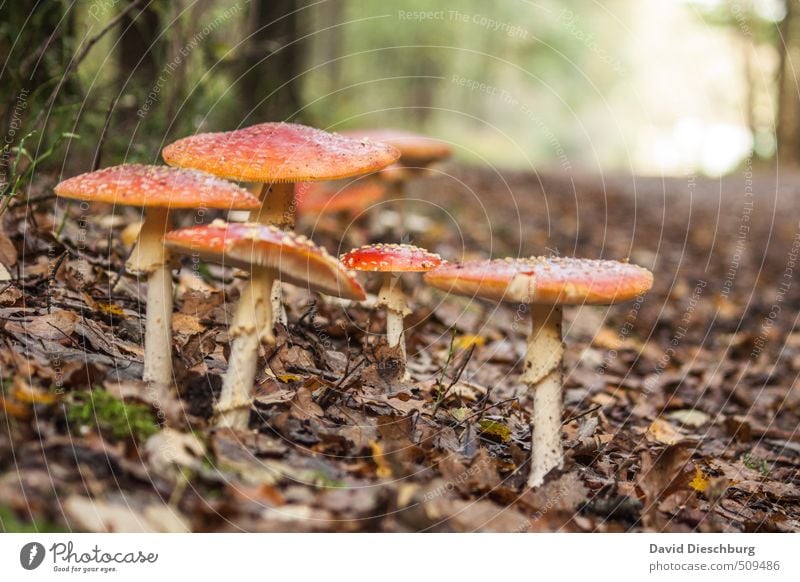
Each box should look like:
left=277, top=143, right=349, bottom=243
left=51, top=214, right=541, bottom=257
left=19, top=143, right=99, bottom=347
left=476, top=0, right=784, bottom=176
left=646, top=119, right=754, bottom=176
left=300, top=0, right=787, bottom=177
left=630, top=0, right=785, bottom=175
left=60, top=0, right=793, bottom=178
left=631, top=0, right=757, bottom=175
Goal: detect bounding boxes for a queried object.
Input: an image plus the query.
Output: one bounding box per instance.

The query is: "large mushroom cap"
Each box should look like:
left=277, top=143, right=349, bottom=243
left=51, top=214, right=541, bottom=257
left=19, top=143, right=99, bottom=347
left=54, top=164, right=261, bottom=210
left=340, top=243, right=444, bottom=273
left=162, top=122, right=400, bottom=183
left=341, top=129, right=452, bottom=167
left=425, top=257, right=653, bottom=305
left=295, top=181, right=386, bottom=215
left=164, top=221, right=366, bottom=300
left=55, top=164, right=261, bottom=210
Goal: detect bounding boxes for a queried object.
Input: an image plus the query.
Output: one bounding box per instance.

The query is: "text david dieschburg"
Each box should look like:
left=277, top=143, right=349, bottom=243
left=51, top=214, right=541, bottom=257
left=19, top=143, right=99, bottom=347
left=650, top=543, right=755, bottom=557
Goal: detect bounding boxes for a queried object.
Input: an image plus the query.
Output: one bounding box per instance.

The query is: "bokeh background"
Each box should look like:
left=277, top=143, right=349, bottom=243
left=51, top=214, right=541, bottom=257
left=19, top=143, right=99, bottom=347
left=2, top=0, right=798, bottom=189
left=2, top=1, right=800, bottom=534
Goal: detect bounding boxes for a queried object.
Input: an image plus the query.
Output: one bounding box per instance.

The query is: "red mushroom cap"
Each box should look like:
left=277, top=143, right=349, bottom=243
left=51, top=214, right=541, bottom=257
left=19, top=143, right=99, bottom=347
left=341, top=129, right=451, bottom=167
left=162, top=122, right=400, bottom=184
left=164, top=221, right=365, bottom=300
left=295, top=181, right=386, bottom=215
left=424, top=257, right=653, bottom=305
left=54, top=165, right=262, bottom=210
left=340, top=243, right=444, bottom=273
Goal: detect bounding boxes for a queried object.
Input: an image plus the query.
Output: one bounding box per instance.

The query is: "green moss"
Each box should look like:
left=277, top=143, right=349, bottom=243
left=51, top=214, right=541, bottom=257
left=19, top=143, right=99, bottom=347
left=742, top=453, right=771, bottom=476
left=478, top=419, right=512, bottom=442
left=0, top=506, right=64, bottom=533
left=66, top=389, right=159, bottom=442
left=307, top=470, right=347, bottom=489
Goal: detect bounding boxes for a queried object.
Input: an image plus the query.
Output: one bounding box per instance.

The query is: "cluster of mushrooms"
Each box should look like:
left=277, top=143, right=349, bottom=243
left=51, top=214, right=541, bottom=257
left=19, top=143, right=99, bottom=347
left=54, top=122, right=653, bottom=489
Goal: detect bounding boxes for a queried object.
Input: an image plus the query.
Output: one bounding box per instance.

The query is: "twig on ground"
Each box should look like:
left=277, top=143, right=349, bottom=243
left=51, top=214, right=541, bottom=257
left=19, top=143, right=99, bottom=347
left=317, top=356, right=366, bottom=408
left=46, top=250, right=69, bottom=313
left=563, top=404, right=602, bottom=425
left=432, top=343, right=475, bottom=417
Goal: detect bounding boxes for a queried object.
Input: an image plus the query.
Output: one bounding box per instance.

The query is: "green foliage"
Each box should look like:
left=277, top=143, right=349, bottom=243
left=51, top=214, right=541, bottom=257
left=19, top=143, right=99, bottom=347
left=1, top=2, right=88, bottom=210
left=0, top=1, right=248, bottom=209
left=0, top=130, right=79, bottom=214
left=742, top=452, right=771, bottom=476
left=66, top=389, right=159, bottom=442
left=1, top=0, right=789, bottom=185
left=0, top=506, right=64, bottom=533
left=303, top=0, right=617, bottom=166
left=195, top=262, right=215, bottom=282
left=688, top=0, right=785, bottom=43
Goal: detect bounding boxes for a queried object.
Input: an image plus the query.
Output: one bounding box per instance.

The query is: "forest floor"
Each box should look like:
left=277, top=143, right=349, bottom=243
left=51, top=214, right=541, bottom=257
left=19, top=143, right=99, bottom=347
left=0, top=165, right=798, bottom=532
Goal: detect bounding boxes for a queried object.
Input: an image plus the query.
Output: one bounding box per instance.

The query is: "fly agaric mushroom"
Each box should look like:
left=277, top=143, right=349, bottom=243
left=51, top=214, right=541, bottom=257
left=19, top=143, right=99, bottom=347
left=424, top=257, right=653, bottom=487
left=340, top=244, right=444, bottom=380
left=163, top=122, right=400, bottom=326
left=342, top=129, right=451, bottom=174
left=295, top=180, right=386, bottom=217
left=54, top=165, right=261, bottom=386
left=341, top=129, right=451, bottom=231
left=164, top=221, right=365, bottom=428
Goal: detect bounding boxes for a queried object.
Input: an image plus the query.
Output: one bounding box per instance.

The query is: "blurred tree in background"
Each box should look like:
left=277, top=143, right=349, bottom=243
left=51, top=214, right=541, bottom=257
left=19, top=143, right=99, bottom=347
left=1, top=0, right=799, bottom=210
left=239, top=0, right=306, bottom=122
left=688, top=0, right=797, bottom=164
left=777, top=0, right=800, bottom=165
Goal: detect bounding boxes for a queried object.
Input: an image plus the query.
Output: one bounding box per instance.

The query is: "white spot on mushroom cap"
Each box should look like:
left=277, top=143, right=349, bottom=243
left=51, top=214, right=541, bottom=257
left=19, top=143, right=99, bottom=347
left=339, top=243, right=444, bottom=273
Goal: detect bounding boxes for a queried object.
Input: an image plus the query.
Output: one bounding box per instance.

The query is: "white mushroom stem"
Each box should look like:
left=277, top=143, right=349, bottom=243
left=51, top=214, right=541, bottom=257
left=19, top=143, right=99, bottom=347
left=522, top=304, right=565, bottom=488
left=250, top=182, right=295, bottom=228
left=126, top=206, right=173, bottom=386
left=251, top=182, right=294, bottom=327
left=378, top=272, right=411, bottom=379
left=270, top=278, right=287, bottom=327
left=216, top=266, right=275, bottom=429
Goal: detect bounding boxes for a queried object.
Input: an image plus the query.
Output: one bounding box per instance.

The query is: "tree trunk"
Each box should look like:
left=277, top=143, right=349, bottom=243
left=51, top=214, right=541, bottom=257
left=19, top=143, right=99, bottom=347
left=777, top=0, right=800, bottom=165
left=115, top=3, right=162, bottom=132
left=315, top=0, right=343, bottom=92
left=241, top=0, right=305, bottom=122
left=119, top=4, right=161, bottom=81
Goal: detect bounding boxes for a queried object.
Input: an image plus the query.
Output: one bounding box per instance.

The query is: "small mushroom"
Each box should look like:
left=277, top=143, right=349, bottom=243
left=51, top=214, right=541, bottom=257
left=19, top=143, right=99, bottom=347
left=340, top=243, right=444, bottom=380
left=295, top=180, right=386, bottom=218
left=425, top=257, right=653, bottom=487
left=164, top=221, right=365, bottom=429
left=341, top=128, right=452, bottom=178
left=163, top=122, right=400, bottom=327
left=340, top=128, right=451, bottom=232
left=55, top=165, right=261, bottom=386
